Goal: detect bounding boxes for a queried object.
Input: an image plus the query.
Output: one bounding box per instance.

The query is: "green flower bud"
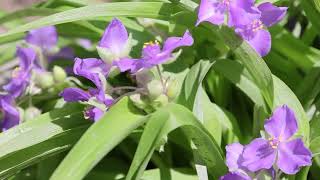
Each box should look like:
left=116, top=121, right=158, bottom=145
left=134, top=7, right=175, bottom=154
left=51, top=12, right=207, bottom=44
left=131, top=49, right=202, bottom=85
left=147, top=80, right=163, bottom=100
left=129, top=94, right=147, bottom=109
left=166, top=78, right=179, bottom=100
left=53, top=66, right=67, bottom=83
left=151, top=94, right=168, bottom=109
left=24, top=106, right=41, bottom=121
left=35, top=72, right=54, bottom=89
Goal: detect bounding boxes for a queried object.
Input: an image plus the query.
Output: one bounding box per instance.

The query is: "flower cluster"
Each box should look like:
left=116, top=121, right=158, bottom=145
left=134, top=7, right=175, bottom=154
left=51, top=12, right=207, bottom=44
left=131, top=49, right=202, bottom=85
left=60, top=18, right=194, bottom=121
left=197, top=0, right=287, bottom=56
left=220, top=105, right=312, bottom=179
left=0, top=26, right=71, bottom=131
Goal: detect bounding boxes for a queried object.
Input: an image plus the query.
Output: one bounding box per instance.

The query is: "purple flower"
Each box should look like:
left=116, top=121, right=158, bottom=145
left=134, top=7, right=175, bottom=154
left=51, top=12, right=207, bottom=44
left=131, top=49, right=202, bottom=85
left=235, top=3, right=287, bottom=56
left=115, top=30, right=194, bottom=73
left=220, top=143, right=252, bottom=180
left=60, top=58, right=113, bottom=121
left=196, top=0, right=260, bottom=26
left=25, top=26, right=58, bottom=52
left=97, top=18, right=132, bottom=64
left=241, top=105, right=312, bottom=174
left=3, top=47, right=36, bottom=98
left=0, top=95, right=20, bottom=131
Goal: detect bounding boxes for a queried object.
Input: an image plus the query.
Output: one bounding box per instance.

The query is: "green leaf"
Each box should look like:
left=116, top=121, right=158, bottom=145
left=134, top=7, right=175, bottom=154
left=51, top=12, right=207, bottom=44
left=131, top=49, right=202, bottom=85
left=125, top=103, right=226, bottom=180
left=0, top=8, right=57, bottom=24
left=176, top=60, right=214, bottom=110
left=219, top=26, right=274, bottom=110
left=296, top=62, right=320, bottom=110
left=141, top=168, right=197, bottom=180
left=0, top=2, right=174, bottom=39
left=51, top=97, right=146, bottom=180
left=0, top=104, right=89, bottom=179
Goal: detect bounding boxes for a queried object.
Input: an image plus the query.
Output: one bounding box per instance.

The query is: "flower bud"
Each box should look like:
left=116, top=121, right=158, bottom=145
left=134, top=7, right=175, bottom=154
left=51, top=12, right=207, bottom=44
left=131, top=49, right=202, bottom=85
left=24, top=106, right=41, bottom=121
left=53, top=66, right=67, bottom=83
left=34, top=72, right=54, bottom=89
left=166, top=78, right=179, bottom=100
left=147, top=80, right=163, bottom=100
left=151, top=94, right=168, bottom=108
left=129, top=94, right=147, bottom=109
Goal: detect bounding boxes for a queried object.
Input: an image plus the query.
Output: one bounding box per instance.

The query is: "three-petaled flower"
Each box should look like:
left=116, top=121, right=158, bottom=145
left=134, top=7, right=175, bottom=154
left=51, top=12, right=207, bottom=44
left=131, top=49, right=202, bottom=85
left=220, top=105, right=312, bottom=179
left=197, top=0, right=287, bottom=56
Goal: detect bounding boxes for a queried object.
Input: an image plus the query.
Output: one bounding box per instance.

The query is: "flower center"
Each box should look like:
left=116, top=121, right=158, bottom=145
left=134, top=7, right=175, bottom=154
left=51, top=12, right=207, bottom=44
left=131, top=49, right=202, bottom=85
left=250, top=19, right=264, bottom=33
left=142, top=40, right=161, bottom=59
left=143, top=40, right=160, bottom=48
left=221, top=0, right=230, bottom=6
left=12, top=67, right=21, bottom=78
left=268, top=137, right=280, bottom=149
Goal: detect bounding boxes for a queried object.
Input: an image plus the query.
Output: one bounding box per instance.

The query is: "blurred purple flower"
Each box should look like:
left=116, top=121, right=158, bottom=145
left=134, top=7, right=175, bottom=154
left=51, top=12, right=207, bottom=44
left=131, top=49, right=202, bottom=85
left=25, top=26, right=58, bottom=52
left=60, top=58, right=113, bottom=121
left=0, top=95, right=20, bottom=131
left=196, top=0, right=260, bottom=26
left=115, top=30, right=194, bottom=73
left=235, top=3, right=287, bottom=56
left=241, top=105, right=312, bottom=174
left=3, top=47, right=36, bottom=98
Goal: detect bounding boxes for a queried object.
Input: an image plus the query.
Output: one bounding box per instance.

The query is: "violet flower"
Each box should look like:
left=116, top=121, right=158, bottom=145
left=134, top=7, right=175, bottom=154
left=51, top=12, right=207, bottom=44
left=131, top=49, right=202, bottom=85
left=241, top=105, right=312, bottom=175
left=220, top=143, right=274, bottom=180
left=234, top=3, right=287, bottom=56
left=0, top=95, right=20, bottom=131
left=116, top=30, right=194, bottom=73
left=97, top=18, right=133, bottom=64
left=60, top=58, right=113, bottom=121
left=3, top=47, right=36, bottom=98
left=25, top=26, right=58, bottom=52
left=196, top=0, right=260, bottom=26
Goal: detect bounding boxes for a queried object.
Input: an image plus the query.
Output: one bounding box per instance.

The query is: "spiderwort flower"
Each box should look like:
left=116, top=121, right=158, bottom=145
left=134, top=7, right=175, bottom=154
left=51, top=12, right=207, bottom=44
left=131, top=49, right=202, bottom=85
left=60, top=58, right=113, bottom=121
left=97, top=18, right=133, bottom=65
left=0, top=95, right=20, bottom=131
left=241, top=105, right=312, bottom=175
left=3, top=47, right=36, bottom=98
left=25, top=26, right=58, bottom=52
left=196, top=0, right=260, bottom=27
left=234, top=3, right=287, bottom=56
left=118, top=30, right=194, bottom=73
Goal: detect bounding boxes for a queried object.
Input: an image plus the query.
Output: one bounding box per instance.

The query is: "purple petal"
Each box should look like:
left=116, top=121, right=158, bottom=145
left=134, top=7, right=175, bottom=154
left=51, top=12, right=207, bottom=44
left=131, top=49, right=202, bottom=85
left=277, top=139, right=312, bottom=174
left=219, top=172, right=251, bottom=180
left=73, top=57, right=110, bottom=88
left=48, top=47, right=74, bottom=62
left=113, top=58, right=139, bottom=72
left=241, top=138, right=276, bottom=172
left=258, top=3, right=287, bottom=27
left=0, top=95, right=20, bottom=131
left=98, top=18, right=128, bottom=55
left=17, top=47, right=36, bottom=71
left=196, top=0, right=225, bottom=26
left=226, top=143, right=244, bottom=171
left=246, top=29, right=271, bottom=57
left=77, top=38, right=93, bottom=49
left=229, top=0, right=260, bottom=26
left=3, top=77, right=29, bottom=98
left=60, top=88, right=91, bottom=102
left=25, top=26, right=58, bottom=51
left=264, top=105, right=298, bottom=141
left=163, top=30, right=194, bottom=53
left=84, top=107, right=105, bottom=122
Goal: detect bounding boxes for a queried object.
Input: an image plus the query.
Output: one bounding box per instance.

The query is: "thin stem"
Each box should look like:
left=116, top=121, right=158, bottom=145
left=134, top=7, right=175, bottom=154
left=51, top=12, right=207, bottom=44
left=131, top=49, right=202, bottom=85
left=156, top=65, right=165, bottom=92
left=111, top=86, right=140, bottom=92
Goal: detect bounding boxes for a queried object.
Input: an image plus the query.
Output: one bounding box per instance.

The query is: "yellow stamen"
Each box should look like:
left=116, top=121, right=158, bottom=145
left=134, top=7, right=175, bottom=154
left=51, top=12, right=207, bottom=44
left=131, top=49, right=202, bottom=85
left=11, top=67, right=21, bottom=78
